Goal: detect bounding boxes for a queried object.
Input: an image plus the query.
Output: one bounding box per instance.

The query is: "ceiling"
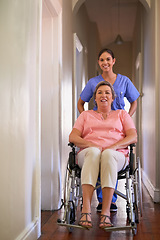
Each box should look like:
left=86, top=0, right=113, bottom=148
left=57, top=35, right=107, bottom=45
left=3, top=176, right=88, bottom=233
left=84, top=0, right=139, bottom=47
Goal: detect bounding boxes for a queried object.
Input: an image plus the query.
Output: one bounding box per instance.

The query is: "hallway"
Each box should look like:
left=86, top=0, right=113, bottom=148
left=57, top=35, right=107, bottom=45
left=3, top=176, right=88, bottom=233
left=39, top=183, right=160, bottom=240
left=1, top=1, right=160, bottom=239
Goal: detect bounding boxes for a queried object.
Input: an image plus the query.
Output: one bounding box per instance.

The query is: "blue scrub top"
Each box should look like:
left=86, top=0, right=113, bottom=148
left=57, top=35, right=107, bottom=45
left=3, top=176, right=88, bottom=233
left=80, top=74, right=140, bottom=110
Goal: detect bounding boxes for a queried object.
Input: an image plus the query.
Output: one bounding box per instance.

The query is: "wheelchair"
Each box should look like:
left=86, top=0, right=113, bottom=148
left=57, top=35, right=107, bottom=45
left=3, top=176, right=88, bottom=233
left=57, top=143, right=142, bottom=235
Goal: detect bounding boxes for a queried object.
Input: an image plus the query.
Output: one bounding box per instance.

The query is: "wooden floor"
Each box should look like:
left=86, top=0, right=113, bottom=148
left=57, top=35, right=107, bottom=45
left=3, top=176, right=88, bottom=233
left=38, top=182, right=160, bottom=240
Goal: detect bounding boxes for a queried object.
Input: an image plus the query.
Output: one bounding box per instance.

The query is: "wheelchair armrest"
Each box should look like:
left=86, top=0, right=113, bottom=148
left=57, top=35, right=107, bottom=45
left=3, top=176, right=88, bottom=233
left=68, top=143, right=81, bottom=177
left=68, top=142, right=75, bottom=148
left=68, top=142, right=76, bottom=152
left=129, top=143, right=136, bottom=175
left=129, top=143, right=136, bottom=150
left=68, top=142, right=76, bottom=169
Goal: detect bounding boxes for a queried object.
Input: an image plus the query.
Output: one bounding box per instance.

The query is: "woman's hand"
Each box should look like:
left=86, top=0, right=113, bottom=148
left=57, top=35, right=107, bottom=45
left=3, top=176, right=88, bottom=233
left=102, top=128, right=137, bottom=151
left=102, top=144, right=117, bottom=151
left=69, top=128, right=102, bottom=151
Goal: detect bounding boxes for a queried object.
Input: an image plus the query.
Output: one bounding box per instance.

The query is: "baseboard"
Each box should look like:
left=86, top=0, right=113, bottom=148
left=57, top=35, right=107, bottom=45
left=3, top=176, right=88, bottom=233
left=16, top=217, right=41, bottom=240
left=142, top=169, right=160, bottom=202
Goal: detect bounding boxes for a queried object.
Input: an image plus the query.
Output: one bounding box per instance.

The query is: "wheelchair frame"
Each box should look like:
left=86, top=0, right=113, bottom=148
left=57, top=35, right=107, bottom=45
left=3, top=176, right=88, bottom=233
left=57, top=143, right=142, bottom=235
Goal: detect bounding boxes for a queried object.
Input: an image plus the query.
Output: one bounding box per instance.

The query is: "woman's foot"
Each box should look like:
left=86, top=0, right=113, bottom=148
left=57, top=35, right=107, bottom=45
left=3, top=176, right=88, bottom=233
left=78, top=213, right=93, bottom=228
left=99, top=214, right=113, bottom=229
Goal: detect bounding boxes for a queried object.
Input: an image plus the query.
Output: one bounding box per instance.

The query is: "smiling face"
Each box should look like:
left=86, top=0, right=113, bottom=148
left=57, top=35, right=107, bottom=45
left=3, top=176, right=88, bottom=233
left=95, top=85, right=113, bottom=110
left=98, top=51, right=115, bottom=72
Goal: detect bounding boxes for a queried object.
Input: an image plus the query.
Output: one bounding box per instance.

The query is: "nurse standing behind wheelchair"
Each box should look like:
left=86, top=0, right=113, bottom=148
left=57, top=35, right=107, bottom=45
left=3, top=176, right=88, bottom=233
left=77, top=48, right=140, bottom=212
left=69, top=81, right=137, bottom=229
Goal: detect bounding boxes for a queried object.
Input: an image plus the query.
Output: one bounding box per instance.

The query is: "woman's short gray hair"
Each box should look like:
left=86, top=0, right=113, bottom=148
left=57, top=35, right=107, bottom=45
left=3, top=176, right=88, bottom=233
left=93, top=81, right=116, bottom=102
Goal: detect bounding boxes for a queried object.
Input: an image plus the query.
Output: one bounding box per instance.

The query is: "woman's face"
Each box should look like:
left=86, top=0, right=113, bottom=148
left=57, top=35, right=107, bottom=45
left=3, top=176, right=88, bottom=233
left=95, top=85, right=113, bottom=109
left=98, top=51, right=115, bottom=72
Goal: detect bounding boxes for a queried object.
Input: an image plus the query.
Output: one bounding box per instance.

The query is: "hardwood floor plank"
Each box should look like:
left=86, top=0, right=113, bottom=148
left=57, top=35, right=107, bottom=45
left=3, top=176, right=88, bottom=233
left=39, top=183, right=160, bottom=240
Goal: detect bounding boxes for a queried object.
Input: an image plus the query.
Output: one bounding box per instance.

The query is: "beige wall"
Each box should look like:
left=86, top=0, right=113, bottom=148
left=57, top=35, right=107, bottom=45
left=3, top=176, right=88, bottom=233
left=73, top=2, right=101, bottom=111
left=72, top=3, right=91, bottom=117
left=0, top=0, right=41, bottom=239
left=88, top=22, right=101, bottom=79
left=132, top=2, right=142, bottom=80
left=73, top=3, right=101, bottom=80
left=106, top=42, right=133, bottom=81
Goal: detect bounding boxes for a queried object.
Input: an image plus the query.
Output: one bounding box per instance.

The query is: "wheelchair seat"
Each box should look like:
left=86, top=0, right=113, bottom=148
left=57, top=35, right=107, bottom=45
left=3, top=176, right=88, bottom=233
left=68, top=142, right=135, bottom=178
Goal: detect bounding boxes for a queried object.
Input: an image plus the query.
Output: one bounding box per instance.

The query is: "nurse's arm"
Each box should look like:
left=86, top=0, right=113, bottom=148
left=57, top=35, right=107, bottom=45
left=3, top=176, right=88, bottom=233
left=128, top=100, right=137, bottom=116
left=77, top=97, right=85, bottom=113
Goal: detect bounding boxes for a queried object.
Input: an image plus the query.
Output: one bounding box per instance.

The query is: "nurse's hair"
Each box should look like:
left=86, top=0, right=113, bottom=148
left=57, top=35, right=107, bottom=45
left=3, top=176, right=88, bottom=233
left=93, top=81, right=116, bottom=102
left=98, top=48, right=115, bottom=60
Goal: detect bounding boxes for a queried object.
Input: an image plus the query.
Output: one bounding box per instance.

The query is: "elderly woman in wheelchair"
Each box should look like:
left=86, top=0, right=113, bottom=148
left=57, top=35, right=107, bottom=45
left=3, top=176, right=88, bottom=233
left=69, top=81, right=137, bottom=229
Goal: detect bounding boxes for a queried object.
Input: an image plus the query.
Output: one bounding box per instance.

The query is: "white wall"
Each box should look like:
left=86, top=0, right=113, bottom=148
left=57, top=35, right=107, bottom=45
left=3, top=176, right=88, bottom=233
left=41, top=0, right=62, bottom=210
left=135, top=0, right=160, bottom=202
left=0, top=1, right=41, bottom=239
left=156, top=0, right=160, bottom=192
left=141, top=0, right=156, bottom=198
left=143, top=0, right=160, bottom=201
left=60, top=0, right=73, bottom=192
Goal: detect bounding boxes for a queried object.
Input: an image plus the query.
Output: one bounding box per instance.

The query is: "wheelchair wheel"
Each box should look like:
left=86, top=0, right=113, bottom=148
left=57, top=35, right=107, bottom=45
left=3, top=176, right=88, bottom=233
left=137, top=157, right=143, bottom=217
left=63, top=164, right=77, bottom=231
left=127, top=177, right=136, bottom=224
left=74, top=176, right=81, bottom=208
left=66, top=201, right=76, bottom=232
left=133, top=201, right=139, bottom=223
left=134, top=157, right=143, bottom=221
left=132, top=225, right=137, bottom=235
left=64, top=163, right=72, bottom=206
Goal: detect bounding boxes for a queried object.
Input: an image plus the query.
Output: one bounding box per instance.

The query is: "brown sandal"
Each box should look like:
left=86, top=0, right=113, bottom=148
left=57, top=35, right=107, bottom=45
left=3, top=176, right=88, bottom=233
left=99, top=214, right=113, bottom=229
left=78, top=213, right=93, bottom=228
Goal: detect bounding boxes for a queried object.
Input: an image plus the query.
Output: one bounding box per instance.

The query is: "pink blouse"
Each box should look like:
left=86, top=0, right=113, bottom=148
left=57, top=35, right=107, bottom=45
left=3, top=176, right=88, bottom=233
left=73, top=110, right=136, bottom=157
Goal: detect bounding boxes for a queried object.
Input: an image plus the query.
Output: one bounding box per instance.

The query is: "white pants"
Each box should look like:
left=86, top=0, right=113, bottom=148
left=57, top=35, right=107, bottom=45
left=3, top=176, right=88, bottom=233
left=77, top=147, right=128, bottom=189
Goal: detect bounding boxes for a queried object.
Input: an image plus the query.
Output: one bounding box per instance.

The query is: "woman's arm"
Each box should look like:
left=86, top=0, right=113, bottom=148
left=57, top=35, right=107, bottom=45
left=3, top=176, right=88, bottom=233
left=77, top=97, right=85, bottom=113
left=69, top=128, right=102, bottom=150
left=104, top=128, right=137, bottom=151
left=128, top=100, right=137, bottom=116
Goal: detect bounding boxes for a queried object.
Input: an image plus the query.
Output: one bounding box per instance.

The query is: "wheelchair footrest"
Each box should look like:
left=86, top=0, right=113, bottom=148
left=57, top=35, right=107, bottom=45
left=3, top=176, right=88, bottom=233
left=57, top=222, right=90, bottom=230
left=57, top=222, right=136, bottom=232
left=103, top=224, right=136, bottom=232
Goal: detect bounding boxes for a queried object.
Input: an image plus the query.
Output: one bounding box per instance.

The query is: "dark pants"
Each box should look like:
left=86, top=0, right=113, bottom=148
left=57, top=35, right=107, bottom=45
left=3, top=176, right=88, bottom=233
left=96, top=176, right=118, bottom=203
